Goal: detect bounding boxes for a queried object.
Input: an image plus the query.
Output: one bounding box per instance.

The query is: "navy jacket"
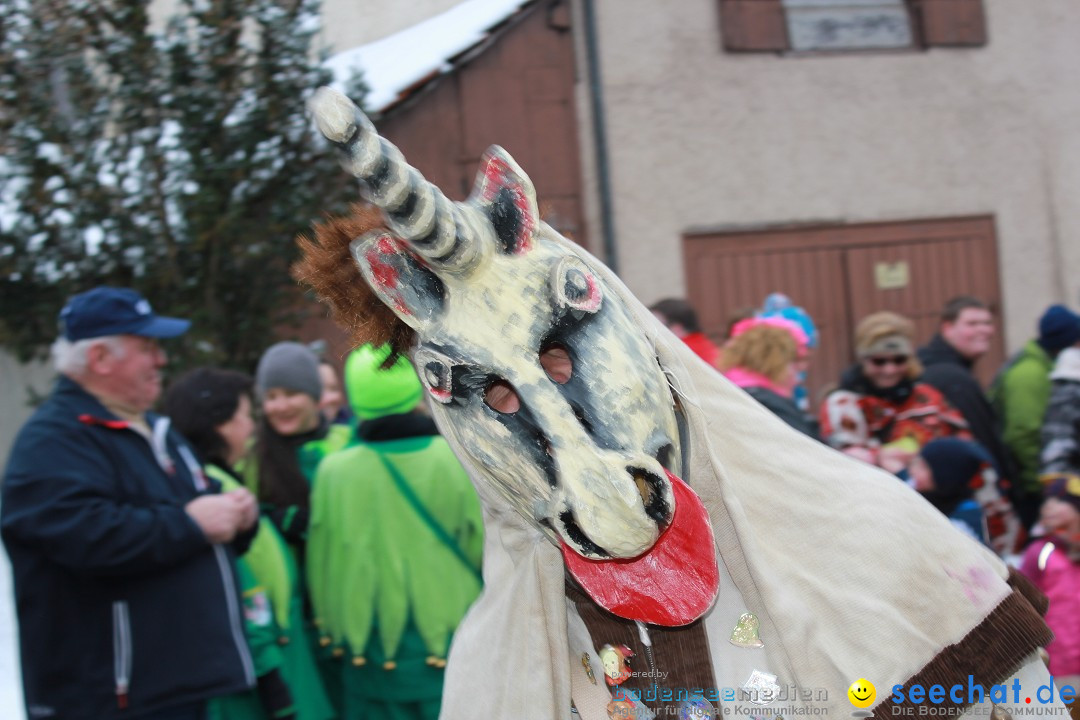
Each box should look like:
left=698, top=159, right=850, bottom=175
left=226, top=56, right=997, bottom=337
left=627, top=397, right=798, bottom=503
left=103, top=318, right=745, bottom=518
left=1, top=376, right=255, bottom=720
left=918, top=334, right=1014, bottom=482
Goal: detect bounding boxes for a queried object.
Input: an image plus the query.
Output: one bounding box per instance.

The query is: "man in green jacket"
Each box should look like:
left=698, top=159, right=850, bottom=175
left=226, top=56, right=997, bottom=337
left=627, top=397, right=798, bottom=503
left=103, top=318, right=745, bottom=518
left=990, top=304, right=1080, bottom=529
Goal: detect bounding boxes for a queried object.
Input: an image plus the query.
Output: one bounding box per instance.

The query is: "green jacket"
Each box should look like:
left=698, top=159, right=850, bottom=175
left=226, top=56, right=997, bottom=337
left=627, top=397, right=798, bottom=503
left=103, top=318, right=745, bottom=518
left=207, top=465, right=335, bottom=720
left=307, top=431, right=483, bottom=705
left=989, top=340, right=1055, bottom=492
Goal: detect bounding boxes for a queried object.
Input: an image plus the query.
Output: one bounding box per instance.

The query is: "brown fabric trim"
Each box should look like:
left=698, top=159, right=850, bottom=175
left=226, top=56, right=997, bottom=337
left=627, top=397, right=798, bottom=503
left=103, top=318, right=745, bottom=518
left=566, top=578, right=717, bottom=712
left=871, top=586, right=1053, bottom=720
left=1007, top=566, right=1049, bottom=616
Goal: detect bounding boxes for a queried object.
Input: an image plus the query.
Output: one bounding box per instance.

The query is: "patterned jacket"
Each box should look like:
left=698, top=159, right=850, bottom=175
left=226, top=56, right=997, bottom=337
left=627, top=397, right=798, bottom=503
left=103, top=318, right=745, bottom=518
left=1041, top=347, right=1080, bottom=476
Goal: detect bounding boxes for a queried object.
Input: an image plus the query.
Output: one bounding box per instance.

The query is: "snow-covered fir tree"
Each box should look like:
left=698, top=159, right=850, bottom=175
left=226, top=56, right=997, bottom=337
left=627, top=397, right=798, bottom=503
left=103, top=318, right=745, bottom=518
left=0, top=0, right=364, bottom=369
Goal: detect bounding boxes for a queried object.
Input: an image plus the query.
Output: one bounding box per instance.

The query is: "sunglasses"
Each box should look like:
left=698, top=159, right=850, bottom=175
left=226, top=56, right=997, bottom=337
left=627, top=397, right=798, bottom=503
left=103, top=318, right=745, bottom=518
left=866, top=355, right=910, bottom=367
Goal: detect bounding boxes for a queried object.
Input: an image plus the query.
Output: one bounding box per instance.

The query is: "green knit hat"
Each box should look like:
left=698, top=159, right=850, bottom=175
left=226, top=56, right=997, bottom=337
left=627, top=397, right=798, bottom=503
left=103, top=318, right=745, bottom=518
left=344, top=343, right=424, bottom=420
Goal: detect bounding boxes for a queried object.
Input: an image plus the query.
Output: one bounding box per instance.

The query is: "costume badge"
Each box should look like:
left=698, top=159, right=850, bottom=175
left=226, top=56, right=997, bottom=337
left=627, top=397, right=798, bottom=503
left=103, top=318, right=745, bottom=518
left=729, top=612, right=764, bottom=648
left=243, top=590, right=272, bottom=627
left=599, top=644, right=634, bottom=686
left=742, top=669, right=780, bottom=705
left=582, top=652, right=598, bottom=685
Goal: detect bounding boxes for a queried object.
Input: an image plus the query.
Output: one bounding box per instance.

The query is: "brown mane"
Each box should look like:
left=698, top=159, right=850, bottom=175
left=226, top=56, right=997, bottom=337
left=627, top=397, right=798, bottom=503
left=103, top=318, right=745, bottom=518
left=292, top=203, right=416, bottom=359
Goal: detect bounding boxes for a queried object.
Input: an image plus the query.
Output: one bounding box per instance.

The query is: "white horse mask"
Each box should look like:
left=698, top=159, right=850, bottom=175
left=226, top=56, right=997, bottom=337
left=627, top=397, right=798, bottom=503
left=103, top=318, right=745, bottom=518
left=308, top=87, right=718, bottom=626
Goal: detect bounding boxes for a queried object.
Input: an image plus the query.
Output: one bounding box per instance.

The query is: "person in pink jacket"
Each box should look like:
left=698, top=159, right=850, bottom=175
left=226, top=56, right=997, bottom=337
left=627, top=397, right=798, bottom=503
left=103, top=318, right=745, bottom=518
left=1020, top=473, right=1080, bottom=685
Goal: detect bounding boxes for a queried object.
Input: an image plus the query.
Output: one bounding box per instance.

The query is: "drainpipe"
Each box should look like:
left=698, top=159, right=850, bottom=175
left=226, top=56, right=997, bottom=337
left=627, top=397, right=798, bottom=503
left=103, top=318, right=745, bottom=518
left=581, top=0, right=618, bottom=273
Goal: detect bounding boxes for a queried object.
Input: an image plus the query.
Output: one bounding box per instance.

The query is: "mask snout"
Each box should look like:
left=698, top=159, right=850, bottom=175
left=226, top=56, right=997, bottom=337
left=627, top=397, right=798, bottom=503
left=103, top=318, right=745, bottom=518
left=555, top=458, right=676, bottom=560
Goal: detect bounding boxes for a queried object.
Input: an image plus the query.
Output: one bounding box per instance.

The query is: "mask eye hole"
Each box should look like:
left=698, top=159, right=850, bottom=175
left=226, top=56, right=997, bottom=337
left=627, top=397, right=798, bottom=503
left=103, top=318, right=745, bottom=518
left=539, top=343, right=573, bottom=384
left=484, top=379, right=521, bottom=414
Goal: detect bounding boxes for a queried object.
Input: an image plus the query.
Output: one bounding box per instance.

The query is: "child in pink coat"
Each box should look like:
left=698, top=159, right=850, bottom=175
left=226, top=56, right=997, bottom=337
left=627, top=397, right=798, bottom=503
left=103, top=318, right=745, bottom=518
left=1020, top=474, right=1080, bottom=685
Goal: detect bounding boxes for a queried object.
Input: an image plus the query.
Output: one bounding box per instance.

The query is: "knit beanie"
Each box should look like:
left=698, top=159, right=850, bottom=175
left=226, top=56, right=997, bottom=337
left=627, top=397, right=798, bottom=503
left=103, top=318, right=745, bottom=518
left=344, top=343, right=423, bottom=420
left=920, top=438, right=993, bottom=498
left=1038, top=304, right=1080, bottom=354
left=760, top=293, right=819, bottom=349
left=255, top=341, right=322, bottom=401
left=1042, top=474, right=1080, bottom=515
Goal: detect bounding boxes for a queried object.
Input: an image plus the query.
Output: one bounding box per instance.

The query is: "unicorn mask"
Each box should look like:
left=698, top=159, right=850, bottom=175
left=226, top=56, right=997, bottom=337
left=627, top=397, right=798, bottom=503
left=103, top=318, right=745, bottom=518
left=307, top=88, right=718, bottom=626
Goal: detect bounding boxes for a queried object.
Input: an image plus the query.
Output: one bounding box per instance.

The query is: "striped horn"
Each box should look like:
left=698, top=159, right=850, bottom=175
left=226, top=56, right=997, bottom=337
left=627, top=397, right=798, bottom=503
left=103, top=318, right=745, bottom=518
left=308, top=86, right=486, bottom=275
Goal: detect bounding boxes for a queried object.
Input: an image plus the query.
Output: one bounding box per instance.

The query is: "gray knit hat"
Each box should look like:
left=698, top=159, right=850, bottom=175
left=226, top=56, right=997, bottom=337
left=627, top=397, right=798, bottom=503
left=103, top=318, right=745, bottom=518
left=255, top=342, right=322, bottom=401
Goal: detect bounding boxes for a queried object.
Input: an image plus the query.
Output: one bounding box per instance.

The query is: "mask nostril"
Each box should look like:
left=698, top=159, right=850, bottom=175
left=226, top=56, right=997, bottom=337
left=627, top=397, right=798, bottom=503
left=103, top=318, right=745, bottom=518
left=559, top=510, right=609, bottom=557
left=632, top=469, right=653, bottom=508
left=628, top=467, right=671, bottom=526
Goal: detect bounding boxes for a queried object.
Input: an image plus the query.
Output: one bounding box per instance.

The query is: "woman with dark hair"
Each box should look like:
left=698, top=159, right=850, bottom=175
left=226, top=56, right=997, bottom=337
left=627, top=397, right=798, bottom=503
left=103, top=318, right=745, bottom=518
left=250, top=342, right=352, bottom=714
left=164, top=368, right=334, bottom=720
left=251, top=342, right=352, bottom=547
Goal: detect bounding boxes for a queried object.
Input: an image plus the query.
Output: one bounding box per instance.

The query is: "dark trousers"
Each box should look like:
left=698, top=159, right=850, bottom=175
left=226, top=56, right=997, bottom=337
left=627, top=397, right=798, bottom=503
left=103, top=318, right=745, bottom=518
left=131, top=700, right=207, bottom=720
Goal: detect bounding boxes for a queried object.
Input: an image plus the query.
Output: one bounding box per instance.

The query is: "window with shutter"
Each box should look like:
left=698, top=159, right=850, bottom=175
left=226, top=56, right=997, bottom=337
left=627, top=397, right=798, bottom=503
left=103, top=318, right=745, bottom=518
left=718, top=0, right=986, bottom=52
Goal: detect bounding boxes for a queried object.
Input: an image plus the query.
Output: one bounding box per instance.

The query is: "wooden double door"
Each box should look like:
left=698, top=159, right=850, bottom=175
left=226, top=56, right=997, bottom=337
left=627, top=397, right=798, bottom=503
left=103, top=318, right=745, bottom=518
left=683, top=215, right=1005, bottom=410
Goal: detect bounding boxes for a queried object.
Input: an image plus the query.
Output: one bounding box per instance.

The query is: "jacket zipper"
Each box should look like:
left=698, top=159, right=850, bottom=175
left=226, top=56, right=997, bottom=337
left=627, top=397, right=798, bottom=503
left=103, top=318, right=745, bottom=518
left=162, top=417, right=255, bottom=685
left=100, top=417, right=255, bottom=692
left=112, top=601, right=132, bottom=710
left=213, top=545, right=256, bottom=686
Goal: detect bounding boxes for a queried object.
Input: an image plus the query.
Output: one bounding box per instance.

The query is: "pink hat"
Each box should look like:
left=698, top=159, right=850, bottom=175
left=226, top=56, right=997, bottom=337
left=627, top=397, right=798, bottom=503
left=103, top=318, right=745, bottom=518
left=730, top=316, right=810, bottom=350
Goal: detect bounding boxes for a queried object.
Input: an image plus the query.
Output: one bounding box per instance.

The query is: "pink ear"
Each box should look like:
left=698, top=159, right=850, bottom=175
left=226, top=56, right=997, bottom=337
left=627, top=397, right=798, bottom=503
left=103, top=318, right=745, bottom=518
left=471, top=147, right=539, bottom=255
left=352, top=231, right=445, bottom=329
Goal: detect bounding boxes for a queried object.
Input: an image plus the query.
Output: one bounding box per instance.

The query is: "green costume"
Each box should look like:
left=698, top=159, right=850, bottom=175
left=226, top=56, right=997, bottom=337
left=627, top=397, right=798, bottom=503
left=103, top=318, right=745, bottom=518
left=206, top=465, right=336, bottom=720
left=307, top=345, right=483, bottom=720
left=989, top=339, right=1055, bottom=493
left=242, top=422, right=353, bottom=536
left=242, top=421, right=353, bottom=715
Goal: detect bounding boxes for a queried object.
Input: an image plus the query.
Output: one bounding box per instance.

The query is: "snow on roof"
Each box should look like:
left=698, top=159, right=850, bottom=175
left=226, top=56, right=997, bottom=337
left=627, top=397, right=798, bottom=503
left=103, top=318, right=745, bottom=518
left=325, top=0, right=531, bottom=113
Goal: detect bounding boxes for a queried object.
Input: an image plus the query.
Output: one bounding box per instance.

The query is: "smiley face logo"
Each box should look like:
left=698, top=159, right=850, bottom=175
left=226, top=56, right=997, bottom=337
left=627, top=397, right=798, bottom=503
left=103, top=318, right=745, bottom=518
left=848, top=679, right=876, bottom=708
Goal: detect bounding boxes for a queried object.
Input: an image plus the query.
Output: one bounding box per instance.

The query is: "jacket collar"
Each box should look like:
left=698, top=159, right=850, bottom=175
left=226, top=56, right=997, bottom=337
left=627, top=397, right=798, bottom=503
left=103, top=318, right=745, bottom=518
left=55, top=374, right=157, bottom=427
left=920, top=333, right=974, bottom=371
left=1051, top=347, right=1080, bottom=382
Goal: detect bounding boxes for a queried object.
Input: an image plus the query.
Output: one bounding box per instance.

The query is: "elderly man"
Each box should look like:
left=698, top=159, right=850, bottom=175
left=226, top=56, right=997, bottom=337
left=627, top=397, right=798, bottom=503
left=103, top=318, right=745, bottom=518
left=2, top=287, right=259, bottom=720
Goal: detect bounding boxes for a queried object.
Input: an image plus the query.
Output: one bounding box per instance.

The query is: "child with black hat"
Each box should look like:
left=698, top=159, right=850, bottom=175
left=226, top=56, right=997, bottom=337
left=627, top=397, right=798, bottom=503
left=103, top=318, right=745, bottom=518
left=908, top=437, right=1023, bottom=556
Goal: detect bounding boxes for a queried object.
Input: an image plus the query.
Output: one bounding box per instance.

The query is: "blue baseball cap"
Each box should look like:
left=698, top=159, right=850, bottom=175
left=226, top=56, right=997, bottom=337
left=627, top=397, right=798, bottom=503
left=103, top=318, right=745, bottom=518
left=59, top=287, right=191, bottom=341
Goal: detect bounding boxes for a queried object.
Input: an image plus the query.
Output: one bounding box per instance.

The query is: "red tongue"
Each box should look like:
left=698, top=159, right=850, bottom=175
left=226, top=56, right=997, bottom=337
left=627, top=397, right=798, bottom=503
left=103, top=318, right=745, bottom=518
left=561, top=471, right=719, bottom=626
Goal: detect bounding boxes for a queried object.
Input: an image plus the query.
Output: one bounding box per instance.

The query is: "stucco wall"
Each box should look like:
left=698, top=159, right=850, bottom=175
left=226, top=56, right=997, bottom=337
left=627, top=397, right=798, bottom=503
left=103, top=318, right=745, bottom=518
left=582, top=0, right=1080, bottom=351
left=150, top=0, right=463, bottom=52
left=319, top=0, right=464, bottom=53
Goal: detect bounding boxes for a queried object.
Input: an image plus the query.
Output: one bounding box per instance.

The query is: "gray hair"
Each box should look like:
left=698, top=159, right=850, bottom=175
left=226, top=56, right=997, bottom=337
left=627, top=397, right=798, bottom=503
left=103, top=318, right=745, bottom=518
left=52, top=335, right=127, bottom=376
